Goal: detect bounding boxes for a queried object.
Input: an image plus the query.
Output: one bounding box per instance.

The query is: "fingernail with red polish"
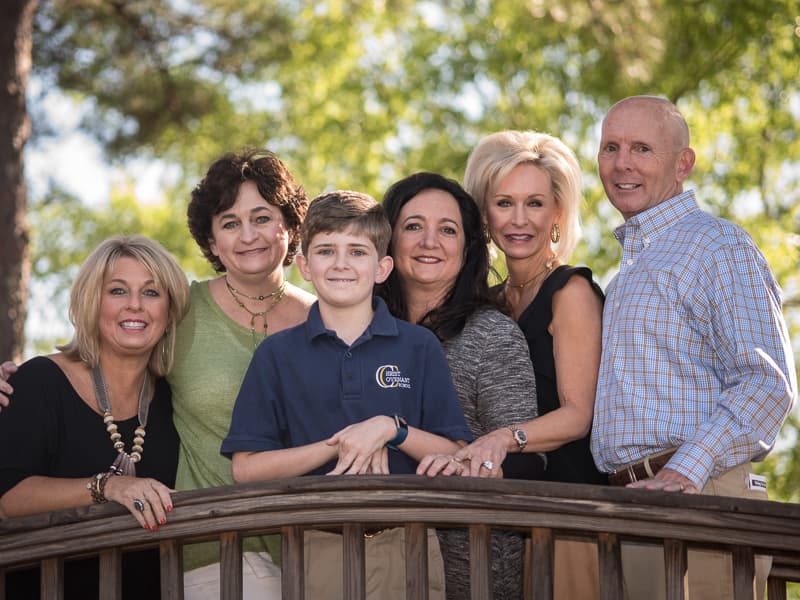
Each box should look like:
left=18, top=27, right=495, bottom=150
left=160, top=517, right=166, bottom=525
left=167, top=505, right=172, bottom=512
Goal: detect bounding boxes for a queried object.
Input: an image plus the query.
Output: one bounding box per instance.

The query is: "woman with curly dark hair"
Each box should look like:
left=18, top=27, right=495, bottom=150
left=176, top=150, right=315, bottom=597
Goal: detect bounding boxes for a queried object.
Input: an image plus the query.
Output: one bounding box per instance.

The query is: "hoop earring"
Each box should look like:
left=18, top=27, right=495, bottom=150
left=483, top=225, right=492, bottom=244
left=550, top=223, right=561, bottom=244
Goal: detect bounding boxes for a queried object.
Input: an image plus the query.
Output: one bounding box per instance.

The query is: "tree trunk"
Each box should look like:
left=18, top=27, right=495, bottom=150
left=0, top=0, right=37, bottom=362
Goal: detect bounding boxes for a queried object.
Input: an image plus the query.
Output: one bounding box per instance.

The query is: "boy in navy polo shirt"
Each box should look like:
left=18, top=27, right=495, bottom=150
left=221, top=190, right=471, bottom=599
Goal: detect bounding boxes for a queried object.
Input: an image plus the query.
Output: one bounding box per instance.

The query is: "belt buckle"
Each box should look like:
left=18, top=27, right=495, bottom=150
left=363, top=527, right=386, bottom=539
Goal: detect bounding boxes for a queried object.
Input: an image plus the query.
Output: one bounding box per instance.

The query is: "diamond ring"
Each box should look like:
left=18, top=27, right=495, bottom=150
left=481, top=460, right=494, bottom=471
left=133, top=498, right=146, bottom=512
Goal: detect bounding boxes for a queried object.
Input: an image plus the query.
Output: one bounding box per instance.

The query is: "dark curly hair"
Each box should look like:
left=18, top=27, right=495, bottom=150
left=377, top=172, right=497, bottom=342
left=187, top=149, right=308, bottom=272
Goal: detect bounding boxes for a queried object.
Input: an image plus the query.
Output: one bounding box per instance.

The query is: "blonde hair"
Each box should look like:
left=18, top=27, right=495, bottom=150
left=58, top=235, right=190, bottom=376
left=464, top=130, right=583, bottom=261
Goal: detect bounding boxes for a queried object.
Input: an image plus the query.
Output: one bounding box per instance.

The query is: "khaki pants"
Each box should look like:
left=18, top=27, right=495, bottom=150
left=183, top=551, right=282, bottom=600
left=621, top=463, right=771, bottom=600
left=554, top=539, right=600, bottom=600
left=304, top=527, right=445, bottom=600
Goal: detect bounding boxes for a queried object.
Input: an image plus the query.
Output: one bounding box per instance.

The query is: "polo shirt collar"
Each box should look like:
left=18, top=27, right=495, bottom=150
left=304, top=295, right=399, bottom=342
left=614, top=189, right=699, bottom=246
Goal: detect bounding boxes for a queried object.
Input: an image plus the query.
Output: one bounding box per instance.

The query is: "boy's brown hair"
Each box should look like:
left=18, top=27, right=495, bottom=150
left=301, top=190, right=391, bottom=257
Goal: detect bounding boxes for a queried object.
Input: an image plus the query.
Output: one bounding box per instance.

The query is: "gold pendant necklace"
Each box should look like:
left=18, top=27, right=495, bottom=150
left=225, top=277, right=287, bottom=348
left=505, top=259, right=555, bottom=290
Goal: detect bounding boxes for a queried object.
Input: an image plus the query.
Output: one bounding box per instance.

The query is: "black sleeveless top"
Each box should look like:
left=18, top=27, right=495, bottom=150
left=514, top=265, right=607, bottom=485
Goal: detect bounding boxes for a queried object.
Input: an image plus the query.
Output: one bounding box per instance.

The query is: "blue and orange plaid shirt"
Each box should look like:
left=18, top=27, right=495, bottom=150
left=592, top=190, right=796, bottom=488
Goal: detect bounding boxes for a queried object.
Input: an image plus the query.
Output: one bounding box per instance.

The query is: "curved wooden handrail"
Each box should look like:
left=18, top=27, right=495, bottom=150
left=1, top=476, right=799, bottom=599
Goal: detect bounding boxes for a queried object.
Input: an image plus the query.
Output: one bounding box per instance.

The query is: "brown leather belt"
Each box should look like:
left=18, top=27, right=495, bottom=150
left=609, top=449, right=677, bottom=486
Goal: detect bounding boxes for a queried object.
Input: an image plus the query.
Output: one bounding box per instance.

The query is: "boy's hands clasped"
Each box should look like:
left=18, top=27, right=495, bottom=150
left=326, top=416, right=395, bottom=475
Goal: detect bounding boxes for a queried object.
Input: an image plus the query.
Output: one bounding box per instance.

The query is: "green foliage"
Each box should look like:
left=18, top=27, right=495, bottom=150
left=26, top=0, right=800, bottom=501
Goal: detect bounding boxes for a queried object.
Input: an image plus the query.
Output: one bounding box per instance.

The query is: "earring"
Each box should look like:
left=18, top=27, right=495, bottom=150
left=483, top=225, right=492, bottom=244
left=550, top=223, right=561, bottom=244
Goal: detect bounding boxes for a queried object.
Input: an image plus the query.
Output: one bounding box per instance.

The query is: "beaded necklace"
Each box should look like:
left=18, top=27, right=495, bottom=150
left=225, top=277, right=287, bottom=348
left=90, top=365, right=151, bottom=477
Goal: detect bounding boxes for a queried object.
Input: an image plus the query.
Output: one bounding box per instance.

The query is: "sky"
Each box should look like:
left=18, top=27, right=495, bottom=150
left=24, top=83, right=177, bottom=354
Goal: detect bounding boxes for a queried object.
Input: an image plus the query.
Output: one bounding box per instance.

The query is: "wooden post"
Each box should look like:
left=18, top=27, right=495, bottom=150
left=343, top=524, right=366, bottom=600
left=405, top=522, right=429, bottom=600
left=40, top=558, right=63, bottom=600
left=99, top=548, right=122, bottom=599
left=160, top=539, right=184, bottom=600
left=220, top=532, right=242, bottom=600
left=529, top=527, right=553, bottom=600
left=469, top=524, right=492, bottom=600
left=663, top=539, right=687, bottom=600
left=766, top=576, right=787, bottom=600
left=282, top=525, right=305, bottom=600
left=732, top=546, right=755, bottom=600
left=598, top=533, right=623, bottom=600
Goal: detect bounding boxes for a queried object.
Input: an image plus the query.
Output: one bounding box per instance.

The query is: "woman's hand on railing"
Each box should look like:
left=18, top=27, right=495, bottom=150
left=451, top=430, right=511, bottom=478
left=103, top=475, right=174, bottom=531
left=416, top=453, right=464, bottom=477
left=0, top=361, right=17, bottom=412
left=326, top=416, right=395, bottom=475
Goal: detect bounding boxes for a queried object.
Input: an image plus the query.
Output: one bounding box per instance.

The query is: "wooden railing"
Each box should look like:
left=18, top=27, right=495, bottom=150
left=1, top=476, right=799, bottom=599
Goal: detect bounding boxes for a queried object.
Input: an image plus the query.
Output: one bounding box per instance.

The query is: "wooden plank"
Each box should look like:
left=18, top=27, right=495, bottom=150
left=732, top=546, right=755, bottom=600
left=469, top=524, right=491, bottom=600
left=405, top=522, right=428, bottom=600
left=160, top=539, right=184, bottom=600
left=220, top=532, right=242, bottom=600
left=343, top=523, right=366, bottom=600
left=766, top=576, right=787, bottom=600
left=282, top=525, right=305, bottom=600
left=598, top=533, right=622, bottom=600
left=529, top=527, right=553, bottom=600
left=40, top=557, right=63, bottom=600
left=663, top=539, right=686, bottom=600
left=98, top=548, right=122, bottom=599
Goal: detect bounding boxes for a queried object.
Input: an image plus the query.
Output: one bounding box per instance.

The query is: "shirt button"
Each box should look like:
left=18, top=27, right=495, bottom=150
left=643, top=237, right=650, bottom=246
left=626, top=259, right=633, bottom=266
left=345, top=351, right=352, bottom=358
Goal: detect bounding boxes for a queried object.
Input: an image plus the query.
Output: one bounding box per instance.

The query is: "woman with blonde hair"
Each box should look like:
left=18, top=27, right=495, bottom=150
left=0, top=235, right=189, bottom=598
left=463, top=130, right=606, bottom=598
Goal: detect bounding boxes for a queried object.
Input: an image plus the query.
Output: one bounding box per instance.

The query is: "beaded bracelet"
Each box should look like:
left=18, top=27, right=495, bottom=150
left=86, top=471, right=113, bottom=504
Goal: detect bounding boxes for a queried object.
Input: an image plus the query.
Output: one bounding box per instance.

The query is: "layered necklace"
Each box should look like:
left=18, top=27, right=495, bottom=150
left=90, top=364, right=151, bottom=477
left=225, top=277, right=287, bottom=348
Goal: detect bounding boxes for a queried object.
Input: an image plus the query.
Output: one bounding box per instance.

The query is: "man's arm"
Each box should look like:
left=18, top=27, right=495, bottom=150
left=660, top=242, right=796, bottom=489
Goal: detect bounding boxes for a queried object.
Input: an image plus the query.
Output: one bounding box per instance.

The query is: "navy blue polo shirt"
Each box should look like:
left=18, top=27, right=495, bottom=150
left=221, top=296, right=472, bottom=475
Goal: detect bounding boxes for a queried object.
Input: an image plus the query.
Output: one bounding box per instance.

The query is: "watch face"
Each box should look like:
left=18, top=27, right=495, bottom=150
left=514, top=428, right=527, bottom=446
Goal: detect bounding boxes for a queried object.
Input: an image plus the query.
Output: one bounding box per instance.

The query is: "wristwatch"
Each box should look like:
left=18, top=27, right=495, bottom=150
left=387, top=414, right=409, bottom=449
left=508, top=426, right=528, bottom=452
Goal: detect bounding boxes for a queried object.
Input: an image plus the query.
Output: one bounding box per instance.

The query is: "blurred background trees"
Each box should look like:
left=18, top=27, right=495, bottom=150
left=2, top=1, right=798, bottom=504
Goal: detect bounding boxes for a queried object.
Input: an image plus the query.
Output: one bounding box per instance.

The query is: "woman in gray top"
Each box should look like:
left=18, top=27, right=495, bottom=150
left=378, top=172, right=543, bottom=600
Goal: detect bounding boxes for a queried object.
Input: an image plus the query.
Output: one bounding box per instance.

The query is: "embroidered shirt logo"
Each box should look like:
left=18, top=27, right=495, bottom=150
left=376, top=365, right=412, bottom=389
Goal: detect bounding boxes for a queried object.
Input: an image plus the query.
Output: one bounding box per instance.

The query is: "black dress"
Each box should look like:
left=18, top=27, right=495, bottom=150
left=514, top=265, right=607, bottom=484
left=0, top=356, right=179, bottom=599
